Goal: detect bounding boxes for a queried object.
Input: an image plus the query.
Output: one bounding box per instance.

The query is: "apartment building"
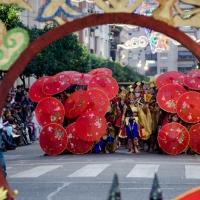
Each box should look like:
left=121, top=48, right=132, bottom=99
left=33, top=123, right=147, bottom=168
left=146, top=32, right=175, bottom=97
left=115, top=0, right=199, bottom=78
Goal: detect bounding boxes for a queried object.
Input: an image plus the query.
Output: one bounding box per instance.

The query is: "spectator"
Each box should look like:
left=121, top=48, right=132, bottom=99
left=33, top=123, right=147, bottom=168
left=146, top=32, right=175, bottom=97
left=15, top=85, right=22, bottom=103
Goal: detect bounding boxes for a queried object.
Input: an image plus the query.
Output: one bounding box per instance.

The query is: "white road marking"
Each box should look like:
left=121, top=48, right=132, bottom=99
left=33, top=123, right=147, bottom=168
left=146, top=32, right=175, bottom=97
left=47, top=182, right=71, bottom=200
left=10, top=165, right=62, bottom=178
left=68, top=164, right=110, bottom=177
left=126, top=164, right=160, bottom=178
left=185, top=165, right=200, bottom=179
left=6, top=167, right=12, bottom=169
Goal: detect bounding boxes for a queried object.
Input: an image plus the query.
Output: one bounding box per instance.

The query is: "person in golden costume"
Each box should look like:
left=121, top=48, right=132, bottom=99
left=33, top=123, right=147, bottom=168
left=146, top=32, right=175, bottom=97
left=121, top=83, right=152, bottom=153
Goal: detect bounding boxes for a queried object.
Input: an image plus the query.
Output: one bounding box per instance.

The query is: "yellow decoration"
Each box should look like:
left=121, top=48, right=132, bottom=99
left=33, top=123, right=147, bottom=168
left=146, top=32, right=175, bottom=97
left=144, top=94, right=152, bottom=103
left=136, top=82, right=141, bottom=86
left=130, top=88, right=134, bottom=92
left=128, top=85, right=133, bottom=88
left=150, top=83, right=155, bottom=88
left=0, top=187, right=7, bottom=200
left=0, top=0, right=34, bottom=12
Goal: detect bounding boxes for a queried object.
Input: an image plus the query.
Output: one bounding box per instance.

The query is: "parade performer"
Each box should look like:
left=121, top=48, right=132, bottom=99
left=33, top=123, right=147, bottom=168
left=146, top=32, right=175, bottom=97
left=125, top=117, right=140, bottom=153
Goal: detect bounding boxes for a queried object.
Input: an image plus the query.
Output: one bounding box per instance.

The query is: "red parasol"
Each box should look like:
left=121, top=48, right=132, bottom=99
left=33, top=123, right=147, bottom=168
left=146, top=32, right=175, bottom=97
left=57, top=71, right=80, bottom=75
left=88, top=75, right=118, bottom=100
left=158, top=122, right=190, bottom=155
left=157, top=84, right=186, bottom=113
left=75, top=111, right=107, bottom=142
left=64, top=90, right=89, bottom=118
left=42, top=74, right=71, bottom=95
left=184, top=69, right=200, bottom=90
left=85, top=89, right=109, bottom=115
left=156, top=71, right=185, bottom=89
left=176, top=91, right=200, bottom=123
left=189, top=123, right=200, bottom=154
left=174, top=187, right=200, bottom=200
left=35, top=97, right=65, bottom=127
left=89, top=68, right=113, bottom=76
left=71, top=73, right=93, bottom=85
left=66, top=123, right=94, bottom=154
left=39, top=123, right=68, bottom=155
left=29, top=76, right=50, bottom=102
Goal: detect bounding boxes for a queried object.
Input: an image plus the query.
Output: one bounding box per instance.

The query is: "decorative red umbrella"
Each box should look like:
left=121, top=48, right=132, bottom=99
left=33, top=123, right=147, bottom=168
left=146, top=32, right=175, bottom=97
left=174, top=186, right=200, bottom=200
left=64, top=90, right=89, bottom=118
left=75, top=111, right=107, bottom=142
left=58, top=71, right=80, bottom=75
left=184, top=69, right=200, bottom=90
left=71, top=73, right=93, bottom=85
left=176, top=91, right=200, bottom=123
left=156, top=71, right=185, bottom=89
left=157, top=84, right=186, bottom=113
left=39, top=123, right=68, bottom=156
left=29, top=76, right=50, bottom=102
left=88, top=75, right=118, bottom=100
left=89, top=68, right=113, bottom=76
left=35, top=97, right=65, bottom=127
left=66, top=123, right=94, bottom=154
left=158, top=122, right=190, bottom=155
left=189, top=123, right=200, bottom=154
left=85, top=89, right=109, bottom=115
left=42, top=74, right=71, bottom=95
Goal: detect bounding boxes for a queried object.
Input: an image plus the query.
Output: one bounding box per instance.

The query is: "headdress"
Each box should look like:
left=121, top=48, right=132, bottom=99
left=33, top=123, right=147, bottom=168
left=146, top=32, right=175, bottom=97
left=144, top=94, right=152, bottom=103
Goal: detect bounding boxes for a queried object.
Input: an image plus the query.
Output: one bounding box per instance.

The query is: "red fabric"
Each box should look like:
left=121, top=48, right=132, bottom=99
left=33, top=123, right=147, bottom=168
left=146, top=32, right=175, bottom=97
left=39, top=123, right=68, bottom=155
left=158, top=122, right=189, bottom=155
left=157, top=84, right=186, bottom=113
left=35, top=97, right=65, bottom=127
left=176, top=91, right=200, bottom=123
left=184, top=70, right=200, bottom=90
left=88, top=75, right=118, bottom=100
left=29, top=76, right=51, bottom=102
left=70, top=73, right=93, bottom=85
left=75, top=111, right=107, bottom=142
left=156, top=71, right=185, bottom=89
left=66, top=123, right=94, bottom=154
left=64, top=90, right=89, bottom=119
left=89, top=68, right=112, bottom=76
left=189, top=123, right=200, bottom=154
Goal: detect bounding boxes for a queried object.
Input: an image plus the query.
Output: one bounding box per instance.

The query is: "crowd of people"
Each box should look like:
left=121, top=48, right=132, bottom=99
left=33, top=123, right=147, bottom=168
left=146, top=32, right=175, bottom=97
left=1, top=85, right=41, bottom=152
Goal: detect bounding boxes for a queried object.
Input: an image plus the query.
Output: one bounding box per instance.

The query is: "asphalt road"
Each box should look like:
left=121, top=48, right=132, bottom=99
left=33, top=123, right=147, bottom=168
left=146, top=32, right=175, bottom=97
left=4, top=142, right=200, bottom=200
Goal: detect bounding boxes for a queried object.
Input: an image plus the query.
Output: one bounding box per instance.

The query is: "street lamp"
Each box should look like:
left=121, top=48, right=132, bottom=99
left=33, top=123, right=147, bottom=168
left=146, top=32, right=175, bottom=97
left=137, top=60, right=142, bottom=68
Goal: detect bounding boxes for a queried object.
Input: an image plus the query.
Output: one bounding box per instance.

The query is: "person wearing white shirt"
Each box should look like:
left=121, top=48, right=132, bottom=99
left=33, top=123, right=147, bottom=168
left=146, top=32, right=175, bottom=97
left=0, top=116, right=6, bottom=177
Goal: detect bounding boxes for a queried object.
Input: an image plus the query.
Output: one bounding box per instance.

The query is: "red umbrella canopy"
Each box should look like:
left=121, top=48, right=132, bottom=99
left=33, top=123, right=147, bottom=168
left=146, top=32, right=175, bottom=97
left=156, top=71, right=185, bottom=89
left=64, top=90, right=89, bottom=118
left=57, top=71, right=81, bottom=75
left=71, top=73, right=93, bottom=85
left=35, top=97, right=65, bottom=127
left=157, top=84, right=186, bottom=113
left=189, top=123, right=200, bottom=154
left=88, top=75, right=118, bottom=100
left=184, top=69, right=200, bottom=90
left=85, top=89, right=109, bottom=115
left=176, top=91, right=200, bottom=123
left=174, top=186, right=200, bottom=200
left=42, top=74, right=71, bottom=95
left=75, top=111, right=107, bottom=142
left=66, top=123, right=94, bottom=154
left=158, top=122, right=190, bottom=155
left=39, top=123, right=68, bottom=156
left=89, top=68, right=113, bottom=76
left=29, top=76, right=50, bottom=102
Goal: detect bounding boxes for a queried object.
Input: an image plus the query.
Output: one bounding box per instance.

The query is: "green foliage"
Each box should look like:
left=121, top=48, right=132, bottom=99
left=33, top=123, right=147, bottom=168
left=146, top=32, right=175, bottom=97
left=0, top=4, right=24, bottom=30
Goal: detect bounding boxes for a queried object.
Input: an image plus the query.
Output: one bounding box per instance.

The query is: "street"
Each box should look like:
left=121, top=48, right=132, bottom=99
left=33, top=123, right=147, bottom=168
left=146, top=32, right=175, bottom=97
left=4, top=142, right=200, bottom=200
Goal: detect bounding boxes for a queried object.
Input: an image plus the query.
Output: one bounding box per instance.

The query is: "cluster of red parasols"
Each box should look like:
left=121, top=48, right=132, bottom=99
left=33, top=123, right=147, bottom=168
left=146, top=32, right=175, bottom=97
left=156, top=70, right=200, bottom=155
left=29, top=68, right=119, bottom=155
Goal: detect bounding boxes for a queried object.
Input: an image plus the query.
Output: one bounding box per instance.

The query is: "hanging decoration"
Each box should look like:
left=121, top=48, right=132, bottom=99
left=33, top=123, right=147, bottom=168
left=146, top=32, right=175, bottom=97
left=0, top=20, right=29, bottom=70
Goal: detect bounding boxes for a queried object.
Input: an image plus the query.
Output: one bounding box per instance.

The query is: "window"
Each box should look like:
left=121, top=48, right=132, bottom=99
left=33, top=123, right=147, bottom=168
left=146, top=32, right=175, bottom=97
left=178, top=65, right=194, bottom=74
left=160, top=67, right=168, bottom=73
left=160, top=53, right=168, bottom=59
left=146, top=66, right=157, bottom=76
left=145, top=52, right=157, bottom=60
left=178, top=51, right=195, bottom=60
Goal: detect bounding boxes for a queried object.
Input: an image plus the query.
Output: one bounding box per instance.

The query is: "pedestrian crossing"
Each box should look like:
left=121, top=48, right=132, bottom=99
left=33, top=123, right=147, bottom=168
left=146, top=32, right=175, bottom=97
left=6, top=164, right=200, bottom=179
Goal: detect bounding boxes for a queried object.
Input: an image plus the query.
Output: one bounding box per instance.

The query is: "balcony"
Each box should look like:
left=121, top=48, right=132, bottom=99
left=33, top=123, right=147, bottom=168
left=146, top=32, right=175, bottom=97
left=178, top=51, right=196, bottom=61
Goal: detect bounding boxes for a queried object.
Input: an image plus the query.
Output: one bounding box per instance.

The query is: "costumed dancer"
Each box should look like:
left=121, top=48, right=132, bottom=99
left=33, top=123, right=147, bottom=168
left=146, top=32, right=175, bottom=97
left=125, top=117, right=140, bottom=153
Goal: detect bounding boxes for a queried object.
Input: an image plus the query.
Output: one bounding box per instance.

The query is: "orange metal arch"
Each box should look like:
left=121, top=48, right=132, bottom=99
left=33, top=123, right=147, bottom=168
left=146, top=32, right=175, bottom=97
left=0, top=13, right=200, bottom=112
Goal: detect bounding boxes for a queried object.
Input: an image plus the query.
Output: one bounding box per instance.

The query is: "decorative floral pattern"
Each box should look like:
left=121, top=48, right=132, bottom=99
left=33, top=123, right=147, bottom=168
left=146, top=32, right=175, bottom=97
left=184, top=70, right=200, bottom=90
left=158, top=123, right=189, bottom=155
left=39, top=124, right=68, bottom=156
left=35, top=97, right=65, bottom=127
left=66, top=123, right=94, bottom=154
